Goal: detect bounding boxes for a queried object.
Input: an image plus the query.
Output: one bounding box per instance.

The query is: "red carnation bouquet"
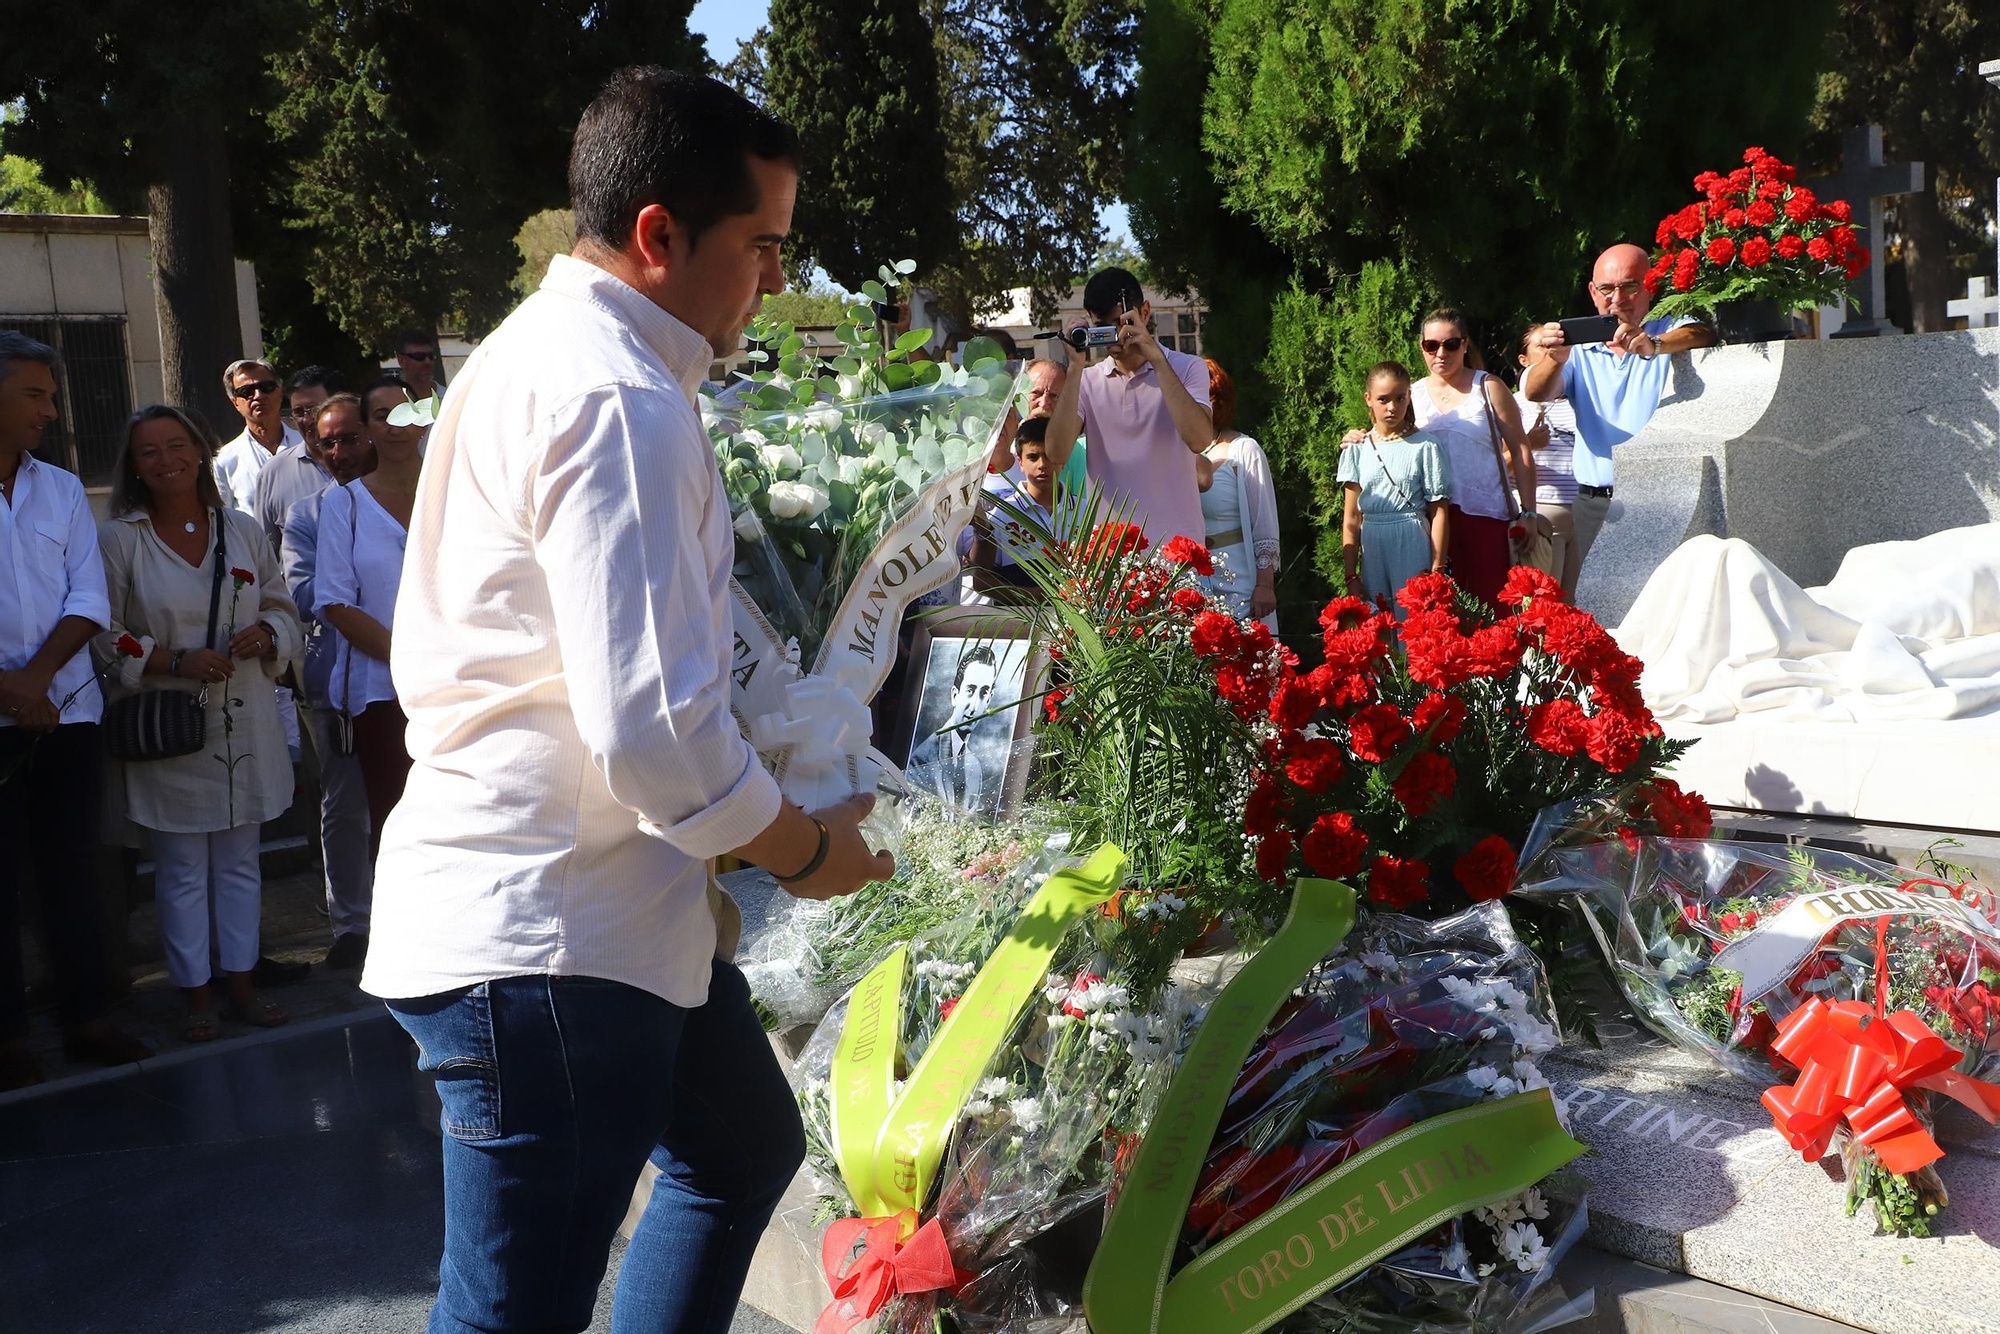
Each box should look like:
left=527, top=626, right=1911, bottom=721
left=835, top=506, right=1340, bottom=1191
left=1646, top=146, right=1870, bottom=323
left=1515, top=800, right=2000, bottom=1236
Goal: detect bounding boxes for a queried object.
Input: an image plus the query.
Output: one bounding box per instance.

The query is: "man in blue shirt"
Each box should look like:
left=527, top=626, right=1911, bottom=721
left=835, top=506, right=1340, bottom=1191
left=1524, top=243, right=1716, bottom=581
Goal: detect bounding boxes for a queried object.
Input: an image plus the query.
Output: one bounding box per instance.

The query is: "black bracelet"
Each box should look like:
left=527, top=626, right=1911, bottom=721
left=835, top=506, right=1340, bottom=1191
left=774, top=816, right=831, bottom=885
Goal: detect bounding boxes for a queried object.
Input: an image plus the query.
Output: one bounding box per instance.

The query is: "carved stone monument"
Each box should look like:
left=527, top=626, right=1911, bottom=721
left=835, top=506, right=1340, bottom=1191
left=1801, top=126, right=1924, bottom=338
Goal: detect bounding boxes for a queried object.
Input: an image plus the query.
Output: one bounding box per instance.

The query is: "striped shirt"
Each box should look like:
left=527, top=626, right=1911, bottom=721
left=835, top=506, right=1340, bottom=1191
left=361, top=255, right=780, bottom=1007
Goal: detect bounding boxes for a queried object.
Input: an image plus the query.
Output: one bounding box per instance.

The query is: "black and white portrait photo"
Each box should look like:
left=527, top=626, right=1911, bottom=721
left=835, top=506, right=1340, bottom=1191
left=905, top=635, right=1031, bottom=817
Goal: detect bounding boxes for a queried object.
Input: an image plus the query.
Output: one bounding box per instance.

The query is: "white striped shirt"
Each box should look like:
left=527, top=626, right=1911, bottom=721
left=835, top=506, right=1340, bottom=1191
left=361, top=255, right=781, bottom=1007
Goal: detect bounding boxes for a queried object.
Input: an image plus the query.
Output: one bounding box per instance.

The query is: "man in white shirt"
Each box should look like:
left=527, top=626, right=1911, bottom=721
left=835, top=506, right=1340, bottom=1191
left=214, top=357, right=302, bottom=515
left=0, top=333, right=150, bottom=1090
left=364, top=69, right=891, bottom=1333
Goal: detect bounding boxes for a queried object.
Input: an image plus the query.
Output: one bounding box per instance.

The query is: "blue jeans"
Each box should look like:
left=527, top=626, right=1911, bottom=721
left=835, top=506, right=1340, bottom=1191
left=389, top=962, right=805, bottom=1334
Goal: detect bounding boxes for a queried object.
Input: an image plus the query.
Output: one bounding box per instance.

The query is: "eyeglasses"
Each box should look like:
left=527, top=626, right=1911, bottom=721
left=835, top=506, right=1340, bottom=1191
left=319, top=431, right=364, bottom=450
left=400, top=349, right=436, bottom=362
left=1592, top=280, right=1644, bottom=299
left=231, top=379, right=281, bottom=399
left=1420, top=337, right=1465, bottom=354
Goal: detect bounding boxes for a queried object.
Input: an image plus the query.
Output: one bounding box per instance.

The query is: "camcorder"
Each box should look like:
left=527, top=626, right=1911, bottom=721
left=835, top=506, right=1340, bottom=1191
left=1041, top=325, right=1123, bottom=352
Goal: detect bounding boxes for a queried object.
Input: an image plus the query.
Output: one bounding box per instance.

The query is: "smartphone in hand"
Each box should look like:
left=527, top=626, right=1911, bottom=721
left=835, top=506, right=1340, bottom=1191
left=1558, top=314, right=1621, bottom=346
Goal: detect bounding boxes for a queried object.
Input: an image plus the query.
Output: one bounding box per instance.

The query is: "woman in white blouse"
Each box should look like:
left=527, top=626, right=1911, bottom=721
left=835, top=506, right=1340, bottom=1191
left=1196, top=359, right=1281, bottom=630
left=98, top=406, right=302, bottom=1040
left=317, top=378, right=422, bottom=863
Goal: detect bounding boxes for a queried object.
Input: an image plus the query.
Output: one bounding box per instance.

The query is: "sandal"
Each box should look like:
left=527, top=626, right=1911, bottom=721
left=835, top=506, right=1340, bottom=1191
left=184, top=1011, right=221, bottom=1043
left=224, top=996, right=289, bottom=1029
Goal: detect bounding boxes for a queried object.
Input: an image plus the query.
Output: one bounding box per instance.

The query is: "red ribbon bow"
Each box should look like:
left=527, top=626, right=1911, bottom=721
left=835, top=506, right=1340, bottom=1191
left=1762, top=995, right=2000, bottom=1176
left=815, top=1209, right=970, bottom=1334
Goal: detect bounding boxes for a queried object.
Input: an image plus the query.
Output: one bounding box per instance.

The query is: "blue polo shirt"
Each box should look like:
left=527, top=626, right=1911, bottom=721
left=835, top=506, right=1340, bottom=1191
left=1560, top=316, right=1694, bottom=488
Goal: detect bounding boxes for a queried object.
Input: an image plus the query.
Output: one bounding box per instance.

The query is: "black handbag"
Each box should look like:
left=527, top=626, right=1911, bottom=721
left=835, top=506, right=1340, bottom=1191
left=104, top=513, right=228, bottom=762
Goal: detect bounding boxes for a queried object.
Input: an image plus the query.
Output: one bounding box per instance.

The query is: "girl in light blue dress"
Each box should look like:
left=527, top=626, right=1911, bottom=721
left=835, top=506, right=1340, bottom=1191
left=1337, top=362, right=1452, bottom=615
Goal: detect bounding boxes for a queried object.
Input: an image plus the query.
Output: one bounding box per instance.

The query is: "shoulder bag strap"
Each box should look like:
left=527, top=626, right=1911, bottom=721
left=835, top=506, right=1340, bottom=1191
left=204, top=510, right=228, bottom=650
left=1477, top=373, right=1522, bottom=521
left=1364, top=433, right=1420, bottom=512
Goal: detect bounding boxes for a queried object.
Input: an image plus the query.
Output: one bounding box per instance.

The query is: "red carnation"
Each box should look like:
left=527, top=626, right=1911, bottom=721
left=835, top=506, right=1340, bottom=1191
left=1082, top=521, right=1148, bottom=562
left=1672, top=249, right=1701, bottom=291
left=1042, top=686, right=1068, bottom=724
left=1189, top=610, right=1242, bottom=660
left=1367, top=855, right=1430, bottom=910
left=1411, top=693, right=1466, bottom=745
left=1167, top=588, right=1205, bottom=616
left=1821, top=198, right=1851, bottom=223
left=229, top=566, right=256, bottom=586
left=1643, top=778, right=1714, bottom=838
left=1269, top=676, right=1319, bottom=733
left=1775, top=234, right=1805, bottom=260
left=115, top=632, right=147, bottom=659
left=1390, top=751, right=1455, bottom=817
left=1285, top=737, right=1346, bottom=794
left=1499, top=566, right=1564, bottom=608
left=1654, top=216, right=1676, bottom=248
left=1705, top=236, right=1736, bottom=266
left=1215, top=663, right=1271, bottom=716
left=1525, top=698, right=1590, bottom=756
left=1745, top=199, right=1777, bottom=227
left=1160, top=535, right=1215, bottom=576
left=1244, top=774, right=1288, bottom=837
left=1722, top=207, right=1747, bottom=230
left=1345, top=704, right=1411, bottom=763
left=1585, top=709, right=1644, bottom=773
left=1462, top=623, right=1524, bottom=679
left=1829, top=225, right=1858, bottom=257
left=1783, top=187, right=1819, bottom=223
left=940, top=997, right=960, bottom=1021
left=1319, top=596, right=1374, bottom=633
left=1454, top=835, right=1518, bottom=902
left=1843, top=251, right=1869, bottom=280
left=1255, top=828, right=1294, bottom=883
left=1302, top=812, right=1368, bottom=880
left=1671, top=204, right=1704, bottom=243
left=1806, top=235, right=1835, bottom=263
left=1740, top=236, right=1772, bottom=268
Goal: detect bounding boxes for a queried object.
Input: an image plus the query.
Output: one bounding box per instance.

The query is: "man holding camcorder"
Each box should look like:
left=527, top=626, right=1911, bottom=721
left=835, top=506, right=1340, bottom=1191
left=1044, top=266, right=1213, bottom=550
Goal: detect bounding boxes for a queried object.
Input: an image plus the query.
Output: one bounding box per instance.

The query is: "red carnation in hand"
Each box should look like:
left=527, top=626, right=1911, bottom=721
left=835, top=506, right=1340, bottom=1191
left=1672, top=249, right=1701, bottom=291
left=1410, top=693, right=1466, bottom=745
left=1585, top=709, right=1644, bottom=772
left=1255, top=828, right=1294, bottom=883
left=1774, top=234, right=1805, bottom=260
left=1367, top=855, right=1430, bottom=910
left=1189, top=610, right=1242, bottom=660
left=229, top=566, right=256, bottom=586
left=1499, top=566, right=1564, bottom=608
left=1745, top=199, right=1777, bottom=227
left=1302, top=811, right=1368, bottom=880
left=115, top=633, right=146, bottom=658
left=1740, top=236, right=1773, bottom=268
left=1285, top=737, right=1346, bottom=794
left=1783, top=186, right=1819, bottom=223
left=1454, top=835, right=1518, bottom=902
left=1169, top=587, right=1206, bottom=615
left=1705, top=236, right=1736, bottom=266
left=1345, top=703, right=1411, bottom=762
left=1525, top=698, right=1590, bottom=756
left=1390, top=751, right=1455, bottom=817
left=1806, top=235, right=1835, bottom=263
left=1159, top=535, right=1215, bottom=576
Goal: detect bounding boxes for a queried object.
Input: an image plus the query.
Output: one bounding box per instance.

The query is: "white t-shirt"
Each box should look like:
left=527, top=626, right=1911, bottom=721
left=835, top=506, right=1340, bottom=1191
left=314, top=481, right=406, bottom=712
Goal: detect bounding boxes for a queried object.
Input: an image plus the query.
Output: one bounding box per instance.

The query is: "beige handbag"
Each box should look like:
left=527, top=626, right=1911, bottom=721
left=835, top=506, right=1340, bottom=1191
left=1481, top=379, right=1560, bottom=579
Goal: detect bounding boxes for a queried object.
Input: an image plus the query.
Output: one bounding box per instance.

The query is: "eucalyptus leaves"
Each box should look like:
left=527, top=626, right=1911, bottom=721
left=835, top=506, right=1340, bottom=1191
left=706, top=258, right=1019, bottom=663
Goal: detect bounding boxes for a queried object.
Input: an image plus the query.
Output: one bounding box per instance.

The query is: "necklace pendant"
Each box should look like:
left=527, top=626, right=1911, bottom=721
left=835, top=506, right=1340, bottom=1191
left=184, top=521, right=197, bottom=534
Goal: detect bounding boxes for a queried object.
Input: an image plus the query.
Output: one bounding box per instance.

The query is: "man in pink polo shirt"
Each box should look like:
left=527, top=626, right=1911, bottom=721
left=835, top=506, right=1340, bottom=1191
left=1046, top=267, right=1212, bottom=548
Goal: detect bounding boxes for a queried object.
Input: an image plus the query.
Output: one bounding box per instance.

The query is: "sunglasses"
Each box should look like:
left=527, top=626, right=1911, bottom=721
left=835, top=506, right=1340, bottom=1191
left=231, top=379, right=281, bottom=399
left=401, top=349, right=436, bottom=362
left=1420, top=337, right=1465, bottom=354
left=319, top=431, right=365, bottom=450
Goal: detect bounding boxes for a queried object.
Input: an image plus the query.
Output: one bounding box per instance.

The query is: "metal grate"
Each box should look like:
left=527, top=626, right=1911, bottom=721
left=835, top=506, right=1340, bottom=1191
left=1, top=316, right=132, bottom=487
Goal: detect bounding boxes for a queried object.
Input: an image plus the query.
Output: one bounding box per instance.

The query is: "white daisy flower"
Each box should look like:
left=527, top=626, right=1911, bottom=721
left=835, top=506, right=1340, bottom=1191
left=1521, top=1187, right=1550, bottom=1221
left=1466, top=1065, right=1501, bottom=1091
left=977, top=1077, right=1012, bottom=1100
left=1499, top=1222, right=1551, bottom=1272
left=1009, top=1097, right=1047, bottom=1134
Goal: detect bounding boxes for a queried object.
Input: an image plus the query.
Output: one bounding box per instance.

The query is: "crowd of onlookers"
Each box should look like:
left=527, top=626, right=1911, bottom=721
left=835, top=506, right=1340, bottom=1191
left=0, top=330, right=442, bottom=1087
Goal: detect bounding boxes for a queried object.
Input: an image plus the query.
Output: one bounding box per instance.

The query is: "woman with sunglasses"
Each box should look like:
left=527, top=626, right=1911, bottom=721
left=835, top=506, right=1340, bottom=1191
left=1406, top=310, right=1546, bottom=611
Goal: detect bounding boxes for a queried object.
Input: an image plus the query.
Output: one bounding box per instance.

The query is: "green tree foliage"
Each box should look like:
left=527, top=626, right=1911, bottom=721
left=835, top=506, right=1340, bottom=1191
left=1130, top=0, right=1833, bottom=599
left=761, top=287, right=853, bottom=327
left=765, top=0, right=957, bottom=293
left=1807, top=1, right=2000, bottom=331
left=0, top=115, right=110, bottom=214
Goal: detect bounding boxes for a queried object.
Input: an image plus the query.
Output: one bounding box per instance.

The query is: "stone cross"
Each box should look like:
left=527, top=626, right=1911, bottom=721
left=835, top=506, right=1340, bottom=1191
left=1800, top=124, right=1924, bottom=334
left=1948, top=275, right=1997, bottom=329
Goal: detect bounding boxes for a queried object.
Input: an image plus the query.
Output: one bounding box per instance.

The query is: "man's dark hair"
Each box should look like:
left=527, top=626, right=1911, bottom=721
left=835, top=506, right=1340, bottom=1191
left=0, top=330, right=60, bottom=386
left=1082, top=267, right=1145, bottom=322
left=569, top=66, right=802, bottom=251
left=1013, top=415, right=1050, bottom=452
left=361, top=373, right=413, bottom=414
left=397, top=329, right=438, bottom=354
left=288, top=364, right=350, bottom=397
left=952, top=643, right=998, bottom=691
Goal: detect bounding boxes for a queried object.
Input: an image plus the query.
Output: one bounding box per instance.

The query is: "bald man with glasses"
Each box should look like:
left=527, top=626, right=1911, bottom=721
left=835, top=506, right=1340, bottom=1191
left=1522, top=243, right=1716, bottom=585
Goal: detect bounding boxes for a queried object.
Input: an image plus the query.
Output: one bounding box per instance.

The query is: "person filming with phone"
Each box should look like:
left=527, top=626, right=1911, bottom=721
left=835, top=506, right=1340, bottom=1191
left=1045, top=266, right=1212, bottom=550
left=1523, top=243, right=1715, bottom=586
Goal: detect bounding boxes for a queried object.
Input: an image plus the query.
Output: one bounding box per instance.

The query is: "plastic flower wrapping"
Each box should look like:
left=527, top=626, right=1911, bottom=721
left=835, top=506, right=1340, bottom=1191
left=1515, top=795, right=2000, bottom=1236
